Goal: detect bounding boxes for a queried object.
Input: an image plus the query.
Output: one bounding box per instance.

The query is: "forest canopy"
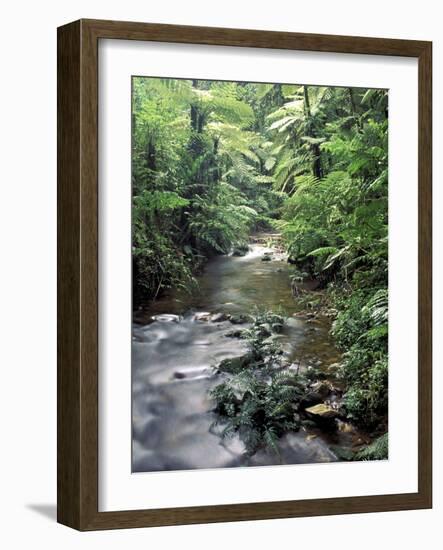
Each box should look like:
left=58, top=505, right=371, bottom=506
left=132, top=77, right=388, bottom=431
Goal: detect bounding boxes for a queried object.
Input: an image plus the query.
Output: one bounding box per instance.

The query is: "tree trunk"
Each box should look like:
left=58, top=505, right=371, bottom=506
left=348, top=87, right=362, bottom=131
left=146, top=138, right=156, bottom=172
left=303, top=86, right=322, bottom=179
left=303, top=85, right=311, bottom=117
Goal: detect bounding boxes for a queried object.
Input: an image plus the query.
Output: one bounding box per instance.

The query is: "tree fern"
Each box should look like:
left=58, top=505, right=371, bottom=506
left=355, top=433, right=388, bottom=461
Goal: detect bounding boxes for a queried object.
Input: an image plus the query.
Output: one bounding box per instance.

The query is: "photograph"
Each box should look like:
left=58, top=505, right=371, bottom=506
left=131, top=76, right=389, bottom=473
left=53, top=11, right=433, bottom=532
left=1, top=0, right=435, bottom=537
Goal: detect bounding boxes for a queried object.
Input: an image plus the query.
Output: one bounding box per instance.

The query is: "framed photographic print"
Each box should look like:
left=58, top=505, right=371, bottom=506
left=57, top=19, right=432, bottom=530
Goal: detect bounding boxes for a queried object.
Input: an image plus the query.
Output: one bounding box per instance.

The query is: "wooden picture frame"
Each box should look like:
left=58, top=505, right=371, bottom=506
left=57, top=19, right=432, bottom=530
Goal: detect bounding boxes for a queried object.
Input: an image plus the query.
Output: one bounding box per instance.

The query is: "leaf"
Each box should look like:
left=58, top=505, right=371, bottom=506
left=307, top=246, right=339, bottom=257
left=301, top=136, right=326, bottom=145
left=355, top=433, right=388, bottom=460
left=269, top=116, right=296, bottom=131
left=323, top=246, right=350, bottom=270
left=264, top=157, right=276, bottom=171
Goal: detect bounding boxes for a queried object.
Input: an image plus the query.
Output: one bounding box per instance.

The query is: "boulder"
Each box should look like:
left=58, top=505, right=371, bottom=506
left=261, top=252, right=273, bottom=262
left=305, top=403, right=339, bottom=419
left=271, top=322, right=284, bottom=333
left=151, top=314, right=181, bottom=323
left=232, top=244, right=250, bottom=257
left=310, top=381, right=330, bottom=398
left=210, top=312, right=230, bottom=322
left=217, top=352, right=253, bottom=374
left=225, top=329, right=246, bottom=338
left=230, top=314, right=251, bottom=325
left=194, top=312, right=212, bottom=322
left=301, top=419, right=318, bottom=430
left=300, top=391, right=323, bottom=409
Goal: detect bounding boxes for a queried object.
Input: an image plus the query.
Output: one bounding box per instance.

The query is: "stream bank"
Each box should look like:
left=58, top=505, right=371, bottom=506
left=132, top=239, right=371, bottom=472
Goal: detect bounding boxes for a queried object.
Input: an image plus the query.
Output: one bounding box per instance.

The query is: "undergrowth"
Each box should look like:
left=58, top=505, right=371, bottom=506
left=211, top=311, right=304, bottom=455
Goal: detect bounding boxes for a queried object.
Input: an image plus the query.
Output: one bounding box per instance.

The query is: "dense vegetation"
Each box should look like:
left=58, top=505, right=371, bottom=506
left=212, top=311, right=302, bottom=455
left=132, top=77, right=388, bottom=443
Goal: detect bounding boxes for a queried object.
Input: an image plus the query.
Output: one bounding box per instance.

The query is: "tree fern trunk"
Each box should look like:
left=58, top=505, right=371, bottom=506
left=303, top=86, right=323, bottom=179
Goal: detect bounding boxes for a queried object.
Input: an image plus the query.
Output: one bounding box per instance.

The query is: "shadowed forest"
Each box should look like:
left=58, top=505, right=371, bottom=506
left=131, top=77, right=388, bottom=471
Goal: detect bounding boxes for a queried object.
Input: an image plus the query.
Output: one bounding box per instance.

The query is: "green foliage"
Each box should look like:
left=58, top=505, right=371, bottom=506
left=211, top=311, right=302, bottom=455
left=132, top=77, right=281, bottom=302
left=355, top=433, right=388, bottom=461
left=132, top=76, right=389, bottom=439
left=132, top=77, right=272, bottom=301
left=331, top=289, right=388, bottom=426
left=188, top=183, right=257, bottom=254
left=132, top=232, right=196, bottom=300
left=212, top=370, right=301, bottom=455
left=132, top=188, right=195, bottom=300
left=265, top=85, right=389, bottom=429
left=272, top=87, right=388, bottom=287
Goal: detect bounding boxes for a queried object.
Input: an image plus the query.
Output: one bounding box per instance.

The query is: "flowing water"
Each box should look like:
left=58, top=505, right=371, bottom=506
left=132, top=242, right=350, bottom=472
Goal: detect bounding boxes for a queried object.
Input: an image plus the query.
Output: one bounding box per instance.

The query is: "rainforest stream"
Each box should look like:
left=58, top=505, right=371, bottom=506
left=132, top=239, right=364, bottom=472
